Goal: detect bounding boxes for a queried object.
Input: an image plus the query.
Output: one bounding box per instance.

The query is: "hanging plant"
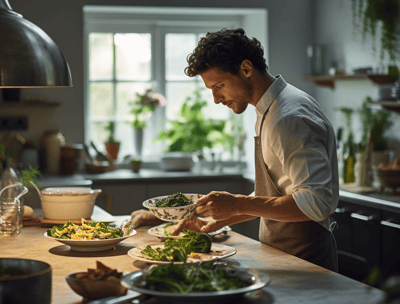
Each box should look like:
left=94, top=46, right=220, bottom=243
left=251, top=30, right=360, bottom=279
left=352, top=0, right=400, bottom=62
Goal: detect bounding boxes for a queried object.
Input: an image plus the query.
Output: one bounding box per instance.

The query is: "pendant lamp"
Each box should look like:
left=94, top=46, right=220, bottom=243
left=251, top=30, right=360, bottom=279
left=0, top=0, right=72, bottom=87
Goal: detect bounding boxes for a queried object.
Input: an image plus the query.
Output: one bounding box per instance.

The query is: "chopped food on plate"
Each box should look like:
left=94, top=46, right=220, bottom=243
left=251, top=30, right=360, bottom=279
left=140, top=229, right=212, bottom=262
left=46, top=218, right=123, bottom=240
left=155, top=192, right=193, bottom=207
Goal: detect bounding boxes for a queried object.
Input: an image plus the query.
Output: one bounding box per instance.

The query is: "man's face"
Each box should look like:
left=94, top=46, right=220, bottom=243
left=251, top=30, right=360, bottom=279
left=200, top=67, right=253, bottom=114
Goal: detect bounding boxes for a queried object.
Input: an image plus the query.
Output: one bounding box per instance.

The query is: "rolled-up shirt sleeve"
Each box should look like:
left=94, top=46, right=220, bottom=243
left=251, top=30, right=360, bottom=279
left=269, top=114, right=336, bottom=222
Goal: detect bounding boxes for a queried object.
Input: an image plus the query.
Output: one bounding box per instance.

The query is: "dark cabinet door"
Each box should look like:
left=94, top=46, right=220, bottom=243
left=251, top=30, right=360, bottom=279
left=331, top=200, right=354, bottom=253
left=350, top=205, right=382, bottom=269
left=381, top=211, right=400, bottom=279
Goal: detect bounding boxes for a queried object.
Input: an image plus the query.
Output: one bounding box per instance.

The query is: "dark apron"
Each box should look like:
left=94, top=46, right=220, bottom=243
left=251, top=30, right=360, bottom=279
left=255, top=107, right=338, bottom=272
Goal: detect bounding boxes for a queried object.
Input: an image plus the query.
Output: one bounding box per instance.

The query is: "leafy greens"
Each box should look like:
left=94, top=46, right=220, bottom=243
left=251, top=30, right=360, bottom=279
left=136, top=262, right=251, bottom=293
left=140, top=229, right=212, bottom=261
left=155, top=192, right=192, bottom=207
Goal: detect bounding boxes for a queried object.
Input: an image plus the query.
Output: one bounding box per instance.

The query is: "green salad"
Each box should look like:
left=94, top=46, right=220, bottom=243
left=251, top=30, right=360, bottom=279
left=155, top=192, right=192, bottom=207
left=135, top=262, right=251, bottom=293
left=46, top=219, right=124, bottom=240
left=141, top=229, right=212, bottom=261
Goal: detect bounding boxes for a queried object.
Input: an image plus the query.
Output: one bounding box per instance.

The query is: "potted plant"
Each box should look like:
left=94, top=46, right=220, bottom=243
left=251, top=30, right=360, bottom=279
left=352, top=0, right=400, bottom=75
left=129, top=158, right=142, bottom=173
left=358, top=96, right=394, bottom=166
left=128, top=86, right=166, bottom=158
left=156, top=88, right=230, bottom=171
left=104, top=121, right=120, bottom=160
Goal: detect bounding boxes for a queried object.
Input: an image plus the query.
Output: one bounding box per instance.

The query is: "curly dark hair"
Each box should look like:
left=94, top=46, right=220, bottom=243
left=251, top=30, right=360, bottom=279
left=185, top=28, right=267, bottom=77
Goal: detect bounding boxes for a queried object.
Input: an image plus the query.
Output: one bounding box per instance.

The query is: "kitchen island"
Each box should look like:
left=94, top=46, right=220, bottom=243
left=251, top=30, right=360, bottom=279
left=0, top=213, right=385, bottom=304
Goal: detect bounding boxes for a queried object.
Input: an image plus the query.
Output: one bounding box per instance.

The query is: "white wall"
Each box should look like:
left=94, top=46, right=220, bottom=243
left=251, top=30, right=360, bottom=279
left=314, top=0, right=400, bottom=158
left=4, top=0, right=315, bottom=170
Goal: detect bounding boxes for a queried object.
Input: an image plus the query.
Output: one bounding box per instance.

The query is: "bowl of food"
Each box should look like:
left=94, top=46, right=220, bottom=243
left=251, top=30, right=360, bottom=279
left=45, top=218, right=137, bottom=252
left=66, top=261, right=127, bottom=300
left=40, top=187, right=101, bottom=220
left=373, top=159, right=400, bottom=192
left=0, top=258, right=52, bottom=304
left=142, top=192, right=200, bottom=221
left=121, top=261, right=270, bottom=303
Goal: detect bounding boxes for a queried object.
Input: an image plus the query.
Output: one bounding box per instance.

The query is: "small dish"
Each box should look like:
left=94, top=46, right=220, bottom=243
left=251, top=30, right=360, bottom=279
left=127, top=243, right=236, bottom=265
left=148, top=223, right=232, bottom=241
left=44, top=229, right=137, bottom=252
left=142, top=193, right=201, bottom=221
left=66, top=272, right=127, bottom=299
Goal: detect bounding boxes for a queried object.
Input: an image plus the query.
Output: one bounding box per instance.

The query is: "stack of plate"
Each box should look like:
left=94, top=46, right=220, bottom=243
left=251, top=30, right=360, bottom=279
left=378, top=84, right=395, bottom=100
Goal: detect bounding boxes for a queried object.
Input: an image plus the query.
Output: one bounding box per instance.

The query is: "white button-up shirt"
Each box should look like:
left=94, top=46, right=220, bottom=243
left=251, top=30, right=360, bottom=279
left=255, top=75, right=339, bottom=230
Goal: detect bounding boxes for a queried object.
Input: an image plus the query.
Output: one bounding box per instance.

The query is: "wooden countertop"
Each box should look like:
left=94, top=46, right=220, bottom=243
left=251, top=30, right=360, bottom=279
left=0, top=213, right=385, bottom=304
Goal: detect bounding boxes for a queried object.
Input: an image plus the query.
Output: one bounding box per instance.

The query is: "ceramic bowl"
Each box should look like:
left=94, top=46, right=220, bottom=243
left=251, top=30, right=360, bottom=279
left=66, top=272, right=127, bottom=300
left=40, top=187, right=101, bottom=220
left=373, top=168, right=400, bottom=191
left=142, top=193, right=201, bottom=221
left=0, top=258, right=52, bottom=304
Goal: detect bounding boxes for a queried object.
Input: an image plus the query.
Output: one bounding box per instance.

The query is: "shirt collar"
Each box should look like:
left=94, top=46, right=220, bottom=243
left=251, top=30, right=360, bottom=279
left=255, top=74, right=287, bottom=116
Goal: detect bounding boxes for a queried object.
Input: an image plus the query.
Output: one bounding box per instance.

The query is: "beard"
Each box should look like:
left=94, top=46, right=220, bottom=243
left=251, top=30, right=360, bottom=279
left=231, top=78, right=253, bottom=114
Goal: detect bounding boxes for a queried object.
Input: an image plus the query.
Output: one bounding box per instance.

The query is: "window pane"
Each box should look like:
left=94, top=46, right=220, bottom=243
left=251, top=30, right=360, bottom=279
left=91, top=122, right=109, bottom=152
left=115, top=33, right=151, bottom=81
left=116, top=82, right=152, bottom=118
left=89, top=82, right=113, bottom=119
left=166, top=82, right=230, bottom=121
left=166, top=34, right=197, bottom=80
left=165, top=82, right=197, bottom=120
left=199, top=88, right=230, bottom=120
left=89, top=33, right=113, bottom=80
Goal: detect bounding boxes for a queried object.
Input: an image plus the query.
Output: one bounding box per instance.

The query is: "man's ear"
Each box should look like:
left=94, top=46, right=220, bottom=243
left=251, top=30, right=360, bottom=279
left=240, top=60, right=253, bottom=78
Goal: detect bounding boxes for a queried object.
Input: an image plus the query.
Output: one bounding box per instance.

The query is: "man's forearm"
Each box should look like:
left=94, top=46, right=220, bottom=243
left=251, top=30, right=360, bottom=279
left=236, top=194, right=311, bottom=222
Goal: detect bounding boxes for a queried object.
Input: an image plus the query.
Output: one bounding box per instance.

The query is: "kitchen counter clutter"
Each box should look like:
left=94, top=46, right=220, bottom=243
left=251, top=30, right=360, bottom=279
left=0, top=211, right=386, bottom=304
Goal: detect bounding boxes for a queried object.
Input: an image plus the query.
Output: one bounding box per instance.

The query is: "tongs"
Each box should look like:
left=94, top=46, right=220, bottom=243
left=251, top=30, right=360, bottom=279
left=85, top=292, right=150, bottom=304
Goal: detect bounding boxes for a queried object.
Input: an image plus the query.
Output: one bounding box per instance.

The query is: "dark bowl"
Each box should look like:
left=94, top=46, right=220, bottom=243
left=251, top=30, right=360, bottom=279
left=0, top=258, right=52, bottom=304
left=66, top=272, right=127, bottom=299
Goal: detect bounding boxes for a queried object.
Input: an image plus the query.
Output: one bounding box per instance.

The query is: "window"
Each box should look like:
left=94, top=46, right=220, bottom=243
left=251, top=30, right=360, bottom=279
left=84, top=6, right=267, bottom=165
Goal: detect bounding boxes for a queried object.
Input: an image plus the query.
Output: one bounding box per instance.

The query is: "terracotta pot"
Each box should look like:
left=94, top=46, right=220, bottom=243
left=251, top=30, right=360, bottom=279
left=105, top=142, right=120, bottom=160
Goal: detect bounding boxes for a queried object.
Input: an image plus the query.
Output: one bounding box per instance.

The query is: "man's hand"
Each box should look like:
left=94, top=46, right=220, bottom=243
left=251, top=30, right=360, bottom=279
left=195, top=191, right=241, bottom=221
left=130, top=209, right=164, bottom=229
left=170, top=214, right=220, bottom=236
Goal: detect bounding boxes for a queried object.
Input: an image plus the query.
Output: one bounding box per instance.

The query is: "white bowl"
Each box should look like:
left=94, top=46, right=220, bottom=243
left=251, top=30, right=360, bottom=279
left=40, top=187, right=101, bottom=220
left=160, top=152, right=193, bottom=171
left=142, top=193, right=201, bottom=221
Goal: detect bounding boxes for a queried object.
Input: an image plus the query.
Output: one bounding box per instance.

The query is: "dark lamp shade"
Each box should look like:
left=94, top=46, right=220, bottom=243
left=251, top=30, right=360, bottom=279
left=0, top=1, right=72, bottom=87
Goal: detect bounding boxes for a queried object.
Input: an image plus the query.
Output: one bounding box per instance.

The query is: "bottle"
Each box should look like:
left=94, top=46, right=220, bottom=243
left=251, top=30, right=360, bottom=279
left=20, top=140, right=39, bottom=170
left=0, top=159, right=22, bottom=231
left=343, top=132, right=356, bottom=184
left=42, top=130, right=65, bottom=174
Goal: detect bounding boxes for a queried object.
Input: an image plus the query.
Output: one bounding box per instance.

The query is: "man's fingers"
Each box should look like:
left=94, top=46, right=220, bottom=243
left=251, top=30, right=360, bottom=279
left=195, top=195, right=209, bottom=206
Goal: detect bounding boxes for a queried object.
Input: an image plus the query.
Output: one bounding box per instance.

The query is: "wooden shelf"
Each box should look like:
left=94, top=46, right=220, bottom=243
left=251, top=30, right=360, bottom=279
left=301, top=74, right=398, bottom=89
left=0, top=101, right=60, bottom=108
left=373, top=100, right=400, bottom=113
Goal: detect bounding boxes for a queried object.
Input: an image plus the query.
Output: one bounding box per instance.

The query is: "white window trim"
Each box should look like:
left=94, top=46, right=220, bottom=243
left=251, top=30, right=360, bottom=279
left=83, top=6, right=267, bottom=167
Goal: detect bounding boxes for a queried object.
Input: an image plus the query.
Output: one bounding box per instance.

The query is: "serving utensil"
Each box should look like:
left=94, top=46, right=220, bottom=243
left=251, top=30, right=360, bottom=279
left=85, top=292, right=149, bottom=304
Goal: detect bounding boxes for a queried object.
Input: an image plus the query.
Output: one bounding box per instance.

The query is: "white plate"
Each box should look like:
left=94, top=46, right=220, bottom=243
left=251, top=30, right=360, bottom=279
left=44, top=230, right=137, bottom=252
left=148, top=223, right=232, bottom=241
left=128, top=243, right=236, bottom=264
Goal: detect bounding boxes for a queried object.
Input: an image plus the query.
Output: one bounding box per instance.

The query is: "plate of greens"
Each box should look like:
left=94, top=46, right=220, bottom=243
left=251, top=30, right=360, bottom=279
left=45, top=219, right=137, bottom=252
left=121, top=262, right=271, bottom=303
left=148, top=223, right=232, bottom=241
left=142, top=193, right=200, bottom=221
left=128, top=229, right=236, bottom=264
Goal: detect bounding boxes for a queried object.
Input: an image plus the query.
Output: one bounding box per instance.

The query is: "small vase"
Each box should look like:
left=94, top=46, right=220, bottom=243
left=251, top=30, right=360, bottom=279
left=133, top=128, right=143, bottom=159
left=129, top=161, right=141, bottom=173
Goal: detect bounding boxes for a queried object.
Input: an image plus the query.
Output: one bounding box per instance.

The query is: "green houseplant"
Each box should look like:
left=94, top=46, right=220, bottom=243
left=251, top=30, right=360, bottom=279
left=128, top=87, right=166, bottom=158
left=352, top=0, right=400, bottom=66
left=104, top=121, right=120, bottom=160
left=156, top=88, right=229, bottom=153
left=358, top=96, right=394, bottom=152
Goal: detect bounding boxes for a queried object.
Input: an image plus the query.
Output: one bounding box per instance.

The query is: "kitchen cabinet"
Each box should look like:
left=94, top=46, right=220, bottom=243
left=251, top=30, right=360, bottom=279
left=381, top=210, right=400, bottom=279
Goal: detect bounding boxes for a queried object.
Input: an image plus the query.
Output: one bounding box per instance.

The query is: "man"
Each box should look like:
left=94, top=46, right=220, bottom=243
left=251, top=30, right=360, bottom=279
left=131, top=28, right=339, bottom=271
